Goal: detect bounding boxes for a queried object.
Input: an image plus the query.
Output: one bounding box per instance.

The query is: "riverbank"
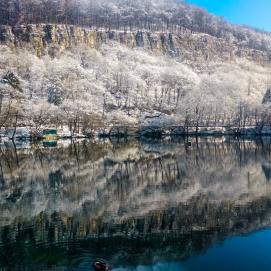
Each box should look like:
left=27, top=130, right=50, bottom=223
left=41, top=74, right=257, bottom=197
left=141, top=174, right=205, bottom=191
left=2, top=124, right=271, bottom=142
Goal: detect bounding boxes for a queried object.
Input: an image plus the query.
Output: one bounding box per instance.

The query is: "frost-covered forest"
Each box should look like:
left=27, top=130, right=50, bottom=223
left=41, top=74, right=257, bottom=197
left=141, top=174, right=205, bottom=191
left=0, top=0, right=271, bottom=134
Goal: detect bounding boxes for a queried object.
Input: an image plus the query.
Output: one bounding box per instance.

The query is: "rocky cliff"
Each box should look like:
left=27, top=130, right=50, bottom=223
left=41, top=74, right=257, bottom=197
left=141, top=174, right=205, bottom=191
left=1, top=24, right=270, bottom=65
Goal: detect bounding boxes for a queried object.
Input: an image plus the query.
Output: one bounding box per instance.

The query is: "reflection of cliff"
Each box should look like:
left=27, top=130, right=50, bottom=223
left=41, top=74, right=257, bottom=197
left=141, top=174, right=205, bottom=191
left=1, top=138, right=271, bottom=224
left=1, top=195, right=271, bottom=269
left=1, top=138, right=271, bottom=267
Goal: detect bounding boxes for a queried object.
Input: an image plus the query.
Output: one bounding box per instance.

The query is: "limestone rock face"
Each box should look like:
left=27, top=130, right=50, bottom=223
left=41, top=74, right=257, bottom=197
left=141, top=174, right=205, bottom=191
left=0, top=24, right=270, bottom=64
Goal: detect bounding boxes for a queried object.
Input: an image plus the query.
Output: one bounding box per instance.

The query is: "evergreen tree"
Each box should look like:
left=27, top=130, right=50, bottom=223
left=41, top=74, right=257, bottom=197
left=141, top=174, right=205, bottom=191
left=47, top=78, right=64, bottom=106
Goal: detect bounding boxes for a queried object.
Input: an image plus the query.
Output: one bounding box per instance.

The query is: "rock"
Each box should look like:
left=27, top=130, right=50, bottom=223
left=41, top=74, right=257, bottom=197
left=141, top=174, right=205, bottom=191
left=139, top=113, right=176, bottom=137
left=0, top=24, right=269, bottom=64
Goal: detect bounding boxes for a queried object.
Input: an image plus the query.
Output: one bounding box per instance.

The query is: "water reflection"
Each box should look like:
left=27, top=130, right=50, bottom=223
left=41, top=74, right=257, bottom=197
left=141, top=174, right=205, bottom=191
left=0, top=137, right=271, bottom=270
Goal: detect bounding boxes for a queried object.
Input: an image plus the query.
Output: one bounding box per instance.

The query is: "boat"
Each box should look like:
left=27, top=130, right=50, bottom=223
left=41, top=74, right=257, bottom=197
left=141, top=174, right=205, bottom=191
left=42, top=128, right=59, bottom=140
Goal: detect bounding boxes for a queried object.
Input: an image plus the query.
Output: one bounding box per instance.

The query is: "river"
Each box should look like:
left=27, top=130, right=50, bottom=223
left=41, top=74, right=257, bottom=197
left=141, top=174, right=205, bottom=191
left=0, top=137, right=271, bottom=270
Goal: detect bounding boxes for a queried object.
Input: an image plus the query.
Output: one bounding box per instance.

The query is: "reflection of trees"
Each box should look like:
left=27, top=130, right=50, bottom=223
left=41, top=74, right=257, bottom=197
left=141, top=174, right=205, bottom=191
left=1, top=138, right=271, bottom=267
left=1, top=138, right=271, bottom=219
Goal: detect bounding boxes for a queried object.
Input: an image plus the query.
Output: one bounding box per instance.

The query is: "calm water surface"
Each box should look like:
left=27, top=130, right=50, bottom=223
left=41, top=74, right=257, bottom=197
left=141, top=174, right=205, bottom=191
left=1, top=137, right=271, bottom=270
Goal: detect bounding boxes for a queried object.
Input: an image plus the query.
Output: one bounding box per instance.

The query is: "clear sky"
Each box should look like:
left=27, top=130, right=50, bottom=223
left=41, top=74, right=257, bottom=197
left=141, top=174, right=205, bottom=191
left=185, top=0, right=271, bottom=32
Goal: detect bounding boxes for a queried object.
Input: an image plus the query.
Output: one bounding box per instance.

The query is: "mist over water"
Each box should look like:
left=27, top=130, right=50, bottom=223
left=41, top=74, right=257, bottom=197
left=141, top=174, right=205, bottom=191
left=1, top=137, right=271, bottom=270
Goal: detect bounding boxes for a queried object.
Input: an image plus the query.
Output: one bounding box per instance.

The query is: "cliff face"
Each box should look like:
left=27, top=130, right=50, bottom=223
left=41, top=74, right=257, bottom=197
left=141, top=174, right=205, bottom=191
left=0, top=23, right=270, bottom=128
left=0, top=24, right=270, bottom=65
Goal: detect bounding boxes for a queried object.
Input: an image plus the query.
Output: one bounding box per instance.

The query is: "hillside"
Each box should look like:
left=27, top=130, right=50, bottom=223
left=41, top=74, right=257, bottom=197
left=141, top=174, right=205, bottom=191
left=0, top=0, right=271, bottom=132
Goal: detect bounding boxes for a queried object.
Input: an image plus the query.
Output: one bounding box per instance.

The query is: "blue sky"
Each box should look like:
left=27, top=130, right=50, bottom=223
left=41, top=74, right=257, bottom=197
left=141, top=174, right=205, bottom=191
left=185, top=0, right=271, bottom=32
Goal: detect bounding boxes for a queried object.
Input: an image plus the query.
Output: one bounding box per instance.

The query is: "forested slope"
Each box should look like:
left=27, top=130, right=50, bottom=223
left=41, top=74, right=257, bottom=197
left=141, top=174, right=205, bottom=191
left=0, top=0, right=270, bottom=131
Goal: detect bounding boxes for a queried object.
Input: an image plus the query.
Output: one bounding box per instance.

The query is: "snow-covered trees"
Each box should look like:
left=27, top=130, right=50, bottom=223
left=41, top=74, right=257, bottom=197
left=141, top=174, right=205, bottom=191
left=47, top=77, right=64, bottom=106
left=0, top=68, right=25, bottom=129
left=0, top=0, right=270, bottom=130
left=0, top=39, right=270, bottom=129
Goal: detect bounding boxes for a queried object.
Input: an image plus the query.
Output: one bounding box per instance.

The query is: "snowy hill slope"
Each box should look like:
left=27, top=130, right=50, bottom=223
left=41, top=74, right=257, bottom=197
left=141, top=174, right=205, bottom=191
left=0, top=1, right=270, bottom=129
